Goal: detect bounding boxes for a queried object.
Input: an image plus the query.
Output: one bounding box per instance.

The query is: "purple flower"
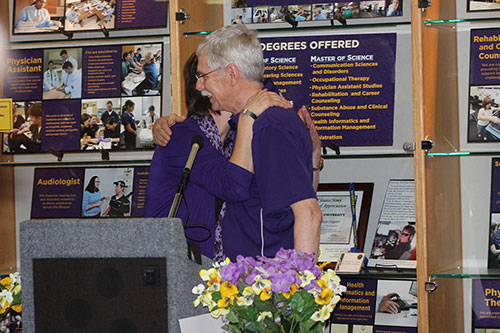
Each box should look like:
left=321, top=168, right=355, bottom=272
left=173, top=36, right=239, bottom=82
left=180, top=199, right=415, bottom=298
left=271, top=270, right=297, bottom=293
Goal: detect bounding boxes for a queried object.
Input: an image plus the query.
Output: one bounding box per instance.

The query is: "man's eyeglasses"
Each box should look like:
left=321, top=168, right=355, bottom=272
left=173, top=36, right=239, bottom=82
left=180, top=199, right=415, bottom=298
left=195, top=68, right=221, bottom=81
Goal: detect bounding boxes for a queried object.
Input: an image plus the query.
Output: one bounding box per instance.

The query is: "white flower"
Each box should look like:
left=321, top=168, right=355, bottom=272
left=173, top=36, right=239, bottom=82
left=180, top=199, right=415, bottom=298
left=8, top=273, right=20, bottom=286
left=210, top=306, right=229, bottom=318
left=299, top=270, right=316, bottom=288
left=257, top=311, right=273, bottom=322
left=311, top=305, right=333, bottom=322
left=192, top=284, right=205, bottom=295
left=0, top=290, right=13, bottom=303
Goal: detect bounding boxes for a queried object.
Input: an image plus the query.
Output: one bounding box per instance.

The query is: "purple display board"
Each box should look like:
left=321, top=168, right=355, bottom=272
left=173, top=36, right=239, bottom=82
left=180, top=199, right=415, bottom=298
left=468, top=28, right=500, bottom=143
left=261, top=33, right=396, bottom=146
left=488, top=158, right=500, bottom=269
left=331, top=279, right=417, bottom=331
left=3, top=42, right=164, bottom=154
left=31, top=168, right=85, bottom=218
left=12, top=0, right=167, bottom=35
left=231, top=0, right=403, bottom=25
left=31, top=166, right=150, bottom=219
left=82, top=46, right=122, bottom=99
left=473, top=279, right=500, bottom=328
left=5, top=49, right=43, bottom=101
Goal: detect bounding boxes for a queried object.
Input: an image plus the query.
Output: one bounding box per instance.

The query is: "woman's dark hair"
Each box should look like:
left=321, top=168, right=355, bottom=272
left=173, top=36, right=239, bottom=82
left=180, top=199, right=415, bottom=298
left=85, top=176, right=100, bottom=193
left=122, top=52, right=129, bottom=61
left=81, top=113, right=91, bottom=124
left=184, top=53, right=215, bottom=117
left=122, top=100, right=134, bottom=114
left=106, top=116, right=119, bottom=126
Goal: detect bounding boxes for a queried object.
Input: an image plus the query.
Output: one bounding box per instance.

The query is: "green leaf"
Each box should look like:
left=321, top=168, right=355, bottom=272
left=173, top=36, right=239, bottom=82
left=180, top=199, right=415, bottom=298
left=254, top=297, right=276, bottom=312
left=264, top=317, right=281, bottom=332
left=246, top=306, right=259, bottom=322
left=212, top=293, right=222, bottom=303
left=243, top=319, right=260, bottom=332
left=226, top=310, right=239, bottom=324
left=289, top=293, right=305, bottom=313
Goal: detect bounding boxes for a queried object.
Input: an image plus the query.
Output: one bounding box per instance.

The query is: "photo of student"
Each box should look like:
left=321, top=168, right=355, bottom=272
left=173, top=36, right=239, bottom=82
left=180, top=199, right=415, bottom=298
left=82, top=168, right=133, bottom=217
left=135, top=96, right=161, bottom=148
left=268, top=6, right=287, bottom=22
left=374, top=280, right=417, bottom=327
left=231, top=8, right=251, bottom=24
left=58, top=61, right=82, bottom=99
left=43, top=60, right=59, bottom=92
left=14, top=0, right=63, bottom=33
left=121, top=99, right=137, bottom=149
left=312, top=4, right=333, bottom=20
left=334, top=2, right=360, bottom=19
left=287, top=5, right=312, bottom=21
left=102, top=180, right=131, bottom=217
left=252, top=6, right=269, bottom=23
left=468, top=86, right=500, bottom=142
left=370, top=222, right=416, bottom=261
left=97, top=116, right=121, bottom=149
left=100, top=100, right=120, bottom=125
left=488, top=216, right=500, bottom=268
left=2, top=103, right=33, bottom=153
left=385, top=0, right=402, bottom=16
left=359, top=1, right=387, bottom=17
left=121, top=44, right=162, bottom=96
left=81, top=175, right=108, bottom=217
left=80, top=113, right=99, bottom=148
left=64, top=0, right=116, bottom=31
left=59, top=49, right=79, bottom=86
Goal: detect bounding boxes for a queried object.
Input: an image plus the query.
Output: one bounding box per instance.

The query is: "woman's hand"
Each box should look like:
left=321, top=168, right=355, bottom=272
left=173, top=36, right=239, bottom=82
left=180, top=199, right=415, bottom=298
left=152, top=114, right=187, bottom=146
left=242, top=89, right=293, bottom=117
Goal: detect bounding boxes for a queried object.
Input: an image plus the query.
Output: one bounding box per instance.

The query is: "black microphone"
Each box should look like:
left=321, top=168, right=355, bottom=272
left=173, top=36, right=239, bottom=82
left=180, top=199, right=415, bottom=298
left=168, top=135, right=204, bottom=218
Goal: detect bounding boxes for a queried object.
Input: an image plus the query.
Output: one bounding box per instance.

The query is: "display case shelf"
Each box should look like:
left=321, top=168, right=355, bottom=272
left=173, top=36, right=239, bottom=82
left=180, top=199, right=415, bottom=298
left=431, top=267, right=500, bottom=279
left=183, top=21, right=411, bottom=37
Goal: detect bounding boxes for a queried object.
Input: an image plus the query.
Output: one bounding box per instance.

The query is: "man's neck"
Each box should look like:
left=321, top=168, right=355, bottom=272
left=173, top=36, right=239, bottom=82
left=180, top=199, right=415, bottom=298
left=231, top=81, right=264, bottom=114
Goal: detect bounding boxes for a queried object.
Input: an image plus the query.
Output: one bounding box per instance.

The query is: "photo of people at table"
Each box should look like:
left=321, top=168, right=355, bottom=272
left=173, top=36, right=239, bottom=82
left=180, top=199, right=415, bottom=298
left=469, top=0, right=500, bottom=12
left=64, top=0, right=116, bottom=31
left=121, top=44, right=162, bottom=97
left=468, top=86, right=500, bottom=142
left=79, top=96, right=160, bottom=150
left=42, top=48, right=82, bottom=100
left=374, top=280, right=418, bottom=327
left=2, top=101, right=43, bottom=153
left=359, top=1, right=388, bottom=17
left=13, top=0, right=63, bottom=34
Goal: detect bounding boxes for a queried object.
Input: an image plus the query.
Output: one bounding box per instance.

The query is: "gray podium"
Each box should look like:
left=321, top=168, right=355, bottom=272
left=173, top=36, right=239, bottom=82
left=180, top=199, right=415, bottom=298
left=20, top=218, right=210, bottom=333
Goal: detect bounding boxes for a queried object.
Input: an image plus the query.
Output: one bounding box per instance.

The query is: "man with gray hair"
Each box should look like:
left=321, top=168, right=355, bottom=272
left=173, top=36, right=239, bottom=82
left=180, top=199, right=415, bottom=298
left=194, top=24, right=322, bottom=260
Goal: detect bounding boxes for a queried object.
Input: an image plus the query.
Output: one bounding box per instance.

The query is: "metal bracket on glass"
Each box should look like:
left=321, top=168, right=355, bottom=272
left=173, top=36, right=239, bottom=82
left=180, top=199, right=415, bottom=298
left=421, top=139, right=434, bottom=151
left=425, top=277, right=438, bottom=293
left=403, top=141, right=416, bottom=152
left=418, top=0, right=431, bottom=9
left=176, top=9, right=191, bottom=24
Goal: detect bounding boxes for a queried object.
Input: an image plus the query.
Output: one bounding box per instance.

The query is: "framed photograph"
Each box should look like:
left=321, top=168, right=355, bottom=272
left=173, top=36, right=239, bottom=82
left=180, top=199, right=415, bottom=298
left=316, top=182, right=374, bottom=263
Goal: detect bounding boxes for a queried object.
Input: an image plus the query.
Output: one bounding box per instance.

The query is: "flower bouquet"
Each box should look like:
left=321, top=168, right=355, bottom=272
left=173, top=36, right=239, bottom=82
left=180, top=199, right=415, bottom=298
left=193, top=248, right=346, bottom=332
left=0, top=273, right=22, bottom=332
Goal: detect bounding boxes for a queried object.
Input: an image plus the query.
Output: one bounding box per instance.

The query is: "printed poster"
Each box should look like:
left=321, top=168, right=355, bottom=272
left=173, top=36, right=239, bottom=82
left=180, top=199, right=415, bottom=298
left=488, top=158, right=500, bottom=269
left=332, top=278, right=417, bottom=332
left=261, top=33, right=396, bottom=147
left=3, top=42, right=164, bottom=153
left=468, top=28, right=500, bottom=143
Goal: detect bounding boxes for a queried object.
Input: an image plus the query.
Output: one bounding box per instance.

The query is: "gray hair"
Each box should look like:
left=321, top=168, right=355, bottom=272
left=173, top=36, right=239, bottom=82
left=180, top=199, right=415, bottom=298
left=196, top=24, right=264, bottom=83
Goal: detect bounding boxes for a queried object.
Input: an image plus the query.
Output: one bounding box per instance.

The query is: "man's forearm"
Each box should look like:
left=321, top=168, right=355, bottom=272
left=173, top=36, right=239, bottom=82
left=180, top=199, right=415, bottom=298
left=291, top=198, right=322, bottom=259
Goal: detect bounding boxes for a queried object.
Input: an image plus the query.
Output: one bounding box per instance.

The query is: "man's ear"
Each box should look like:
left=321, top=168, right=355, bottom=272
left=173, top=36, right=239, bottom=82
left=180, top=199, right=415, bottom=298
left=226, top=64, right=240, bottom=87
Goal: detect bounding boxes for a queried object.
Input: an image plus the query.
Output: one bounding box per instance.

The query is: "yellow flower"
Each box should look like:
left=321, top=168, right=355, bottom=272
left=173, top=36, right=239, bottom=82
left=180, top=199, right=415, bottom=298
left=11, top=304, right=22, bottom=313
left=242, top=286, right=254, bottom=297
left=257, top=311, right=273, bottom=322
left=217, top=281, right=240, bottom=307
left=193, top=292, right=214, bottom=308
left=315, top=287, right=333, bottom=306
left=0, top=277, right=11, bottom=288
left=282, top=284, right=298, bottom=299
left=199, top=268, right=220, bottom=285
left=311, top=305, right=333, bottom=322
left=260, top=288, right=272, bottom=301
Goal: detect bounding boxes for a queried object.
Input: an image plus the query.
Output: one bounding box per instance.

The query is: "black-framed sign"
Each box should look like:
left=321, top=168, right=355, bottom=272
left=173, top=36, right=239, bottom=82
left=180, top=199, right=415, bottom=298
left=316, top=182, right=374, bottom=263
left=12, top=0, right=168, bottom=36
